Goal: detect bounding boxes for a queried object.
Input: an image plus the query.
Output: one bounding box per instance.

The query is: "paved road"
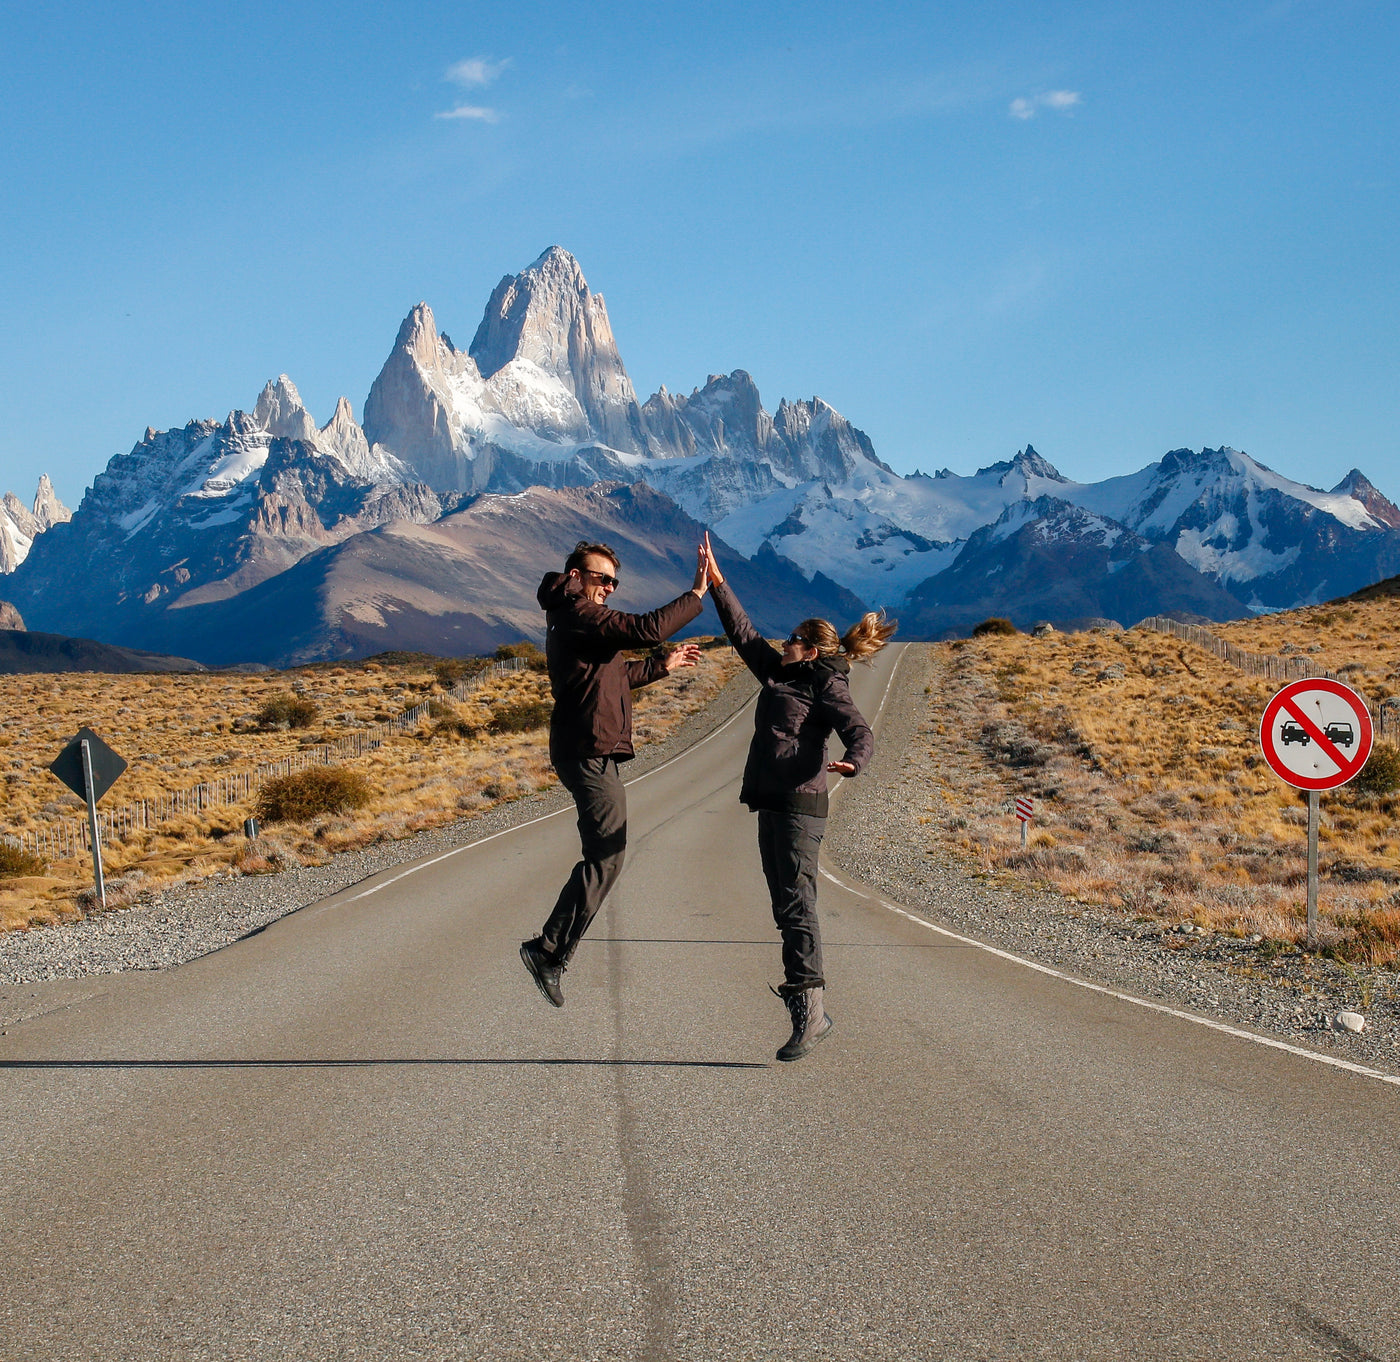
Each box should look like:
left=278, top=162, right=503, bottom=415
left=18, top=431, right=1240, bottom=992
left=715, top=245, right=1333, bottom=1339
left=3, top=646, right=1400, bottom=1361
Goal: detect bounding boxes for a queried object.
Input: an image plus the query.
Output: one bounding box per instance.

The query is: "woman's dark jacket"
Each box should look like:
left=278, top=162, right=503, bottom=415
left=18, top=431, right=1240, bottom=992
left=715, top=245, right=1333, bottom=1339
left=709, top=578, right=873, bottom=817
left=537, top=572, right=702, bottom=765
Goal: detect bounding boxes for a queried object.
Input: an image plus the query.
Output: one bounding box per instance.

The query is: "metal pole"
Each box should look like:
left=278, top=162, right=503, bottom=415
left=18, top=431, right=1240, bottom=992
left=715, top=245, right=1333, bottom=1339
left=1021, top=817, right=1028, bottom=849
left=1306, top=789, right=1319, bottom=944
left=80, top=738, right=106, bottom=911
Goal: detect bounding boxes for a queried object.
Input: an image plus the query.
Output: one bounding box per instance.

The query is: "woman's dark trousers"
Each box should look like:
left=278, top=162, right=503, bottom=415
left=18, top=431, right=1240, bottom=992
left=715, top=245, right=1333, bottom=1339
left=537, top=756, right=627, bottom=965
left=756, top=810, right=826, bottom=990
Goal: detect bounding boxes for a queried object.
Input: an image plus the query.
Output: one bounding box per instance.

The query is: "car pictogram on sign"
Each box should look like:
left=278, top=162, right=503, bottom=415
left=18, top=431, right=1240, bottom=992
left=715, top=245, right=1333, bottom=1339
left=1279, top=720, right=1310, bottom=745
left=1323, top=721, right=1354, bottom=747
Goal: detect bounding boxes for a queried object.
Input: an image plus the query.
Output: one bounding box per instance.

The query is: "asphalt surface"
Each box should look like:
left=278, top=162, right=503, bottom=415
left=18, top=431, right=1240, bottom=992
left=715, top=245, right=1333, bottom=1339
left=3, top=646, right=1399, bottom=1361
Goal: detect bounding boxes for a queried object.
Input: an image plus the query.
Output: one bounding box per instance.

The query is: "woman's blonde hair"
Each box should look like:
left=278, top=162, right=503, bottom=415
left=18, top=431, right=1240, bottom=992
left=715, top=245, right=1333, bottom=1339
left=793, top=611, right=897, bottom=665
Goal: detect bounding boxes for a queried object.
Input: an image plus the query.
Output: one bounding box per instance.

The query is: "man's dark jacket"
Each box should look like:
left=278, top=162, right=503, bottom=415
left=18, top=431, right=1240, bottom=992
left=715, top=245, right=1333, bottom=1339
left=709, top=578, right=873, bottom=817
left=537, top=572, right=703, bottom=765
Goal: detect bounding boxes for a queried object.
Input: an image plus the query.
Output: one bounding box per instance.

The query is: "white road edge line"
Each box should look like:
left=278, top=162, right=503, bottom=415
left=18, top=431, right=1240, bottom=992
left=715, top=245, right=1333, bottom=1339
left=337, top=691, right=756, bottom=904
left=821, top=865, right=1400, bottom=1090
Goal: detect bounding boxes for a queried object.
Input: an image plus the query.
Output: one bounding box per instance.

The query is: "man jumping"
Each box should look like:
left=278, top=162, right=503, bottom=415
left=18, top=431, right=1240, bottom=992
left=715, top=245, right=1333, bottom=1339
left=520, top=540, right=707, bottom=1007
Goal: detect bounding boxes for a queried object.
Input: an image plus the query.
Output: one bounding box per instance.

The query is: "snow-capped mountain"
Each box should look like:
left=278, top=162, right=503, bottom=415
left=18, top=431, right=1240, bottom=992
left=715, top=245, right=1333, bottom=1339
left=0, top=475, right=70, bottom=572
left=6, top=382, right=441, bottom=645
left=902, top=494, right=1250, bottom=637
left=8, top=245, right=1399, bottom=663
left=1052, top=447, right=1400, bottom=611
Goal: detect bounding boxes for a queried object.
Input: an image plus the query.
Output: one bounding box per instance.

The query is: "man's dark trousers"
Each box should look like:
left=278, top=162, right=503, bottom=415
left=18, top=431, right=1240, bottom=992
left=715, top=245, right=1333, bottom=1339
left=538, top=755, right=628, bottom=964
left=756, top=809, right=826, bottom=990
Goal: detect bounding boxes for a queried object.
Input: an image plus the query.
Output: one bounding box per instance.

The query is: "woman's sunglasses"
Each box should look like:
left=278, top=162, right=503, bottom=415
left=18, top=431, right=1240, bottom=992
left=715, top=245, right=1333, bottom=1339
left=785, top=633, right=809, bottom=647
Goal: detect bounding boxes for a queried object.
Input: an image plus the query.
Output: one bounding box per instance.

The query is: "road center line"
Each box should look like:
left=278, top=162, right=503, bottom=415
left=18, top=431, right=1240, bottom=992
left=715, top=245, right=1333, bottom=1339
left=820, top=866, right=1400, bottom=1090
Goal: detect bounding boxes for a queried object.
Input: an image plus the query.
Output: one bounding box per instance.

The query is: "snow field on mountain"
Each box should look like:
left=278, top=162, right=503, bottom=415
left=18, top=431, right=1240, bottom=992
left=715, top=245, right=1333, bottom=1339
left=911, top=599, right=1400, bottom=968
left=0, top=644, right=742, bottom=933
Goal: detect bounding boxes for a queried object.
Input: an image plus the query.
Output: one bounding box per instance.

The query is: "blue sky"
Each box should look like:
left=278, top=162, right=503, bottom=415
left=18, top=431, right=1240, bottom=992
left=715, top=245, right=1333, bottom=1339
left=2, top=0, right=1396, bottom=509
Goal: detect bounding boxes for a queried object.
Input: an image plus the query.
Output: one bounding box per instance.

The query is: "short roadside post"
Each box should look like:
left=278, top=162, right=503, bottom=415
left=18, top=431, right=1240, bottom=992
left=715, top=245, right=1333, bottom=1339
left=1015, top=795, right=1034, bottom=848
left=1259, top=679, right=1373, bottom=945
left=47, top=728, right=128, bottom=912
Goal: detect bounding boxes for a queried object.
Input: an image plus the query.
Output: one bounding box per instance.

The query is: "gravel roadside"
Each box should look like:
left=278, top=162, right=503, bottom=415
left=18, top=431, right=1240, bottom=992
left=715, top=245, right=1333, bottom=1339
left=825, top=644, right=1400, bottom=1078
left=0, top=668, right=761, bottom=1025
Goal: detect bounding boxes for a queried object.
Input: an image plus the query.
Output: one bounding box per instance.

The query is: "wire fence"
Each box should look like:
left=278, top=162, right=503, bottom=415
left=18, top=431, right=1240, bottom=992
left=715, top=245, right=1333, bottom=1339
left=6, top=655, right=532, bottom=861
left=1132, top=615, right=1397, bottom=741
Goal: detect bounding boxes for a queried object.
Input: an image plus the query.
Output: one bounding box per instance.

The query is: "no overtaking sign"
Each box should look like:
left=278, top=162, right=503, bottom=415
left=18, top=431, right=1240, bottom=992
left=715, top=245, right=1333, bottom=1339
left=1259, top=678, right=1373, bottom=791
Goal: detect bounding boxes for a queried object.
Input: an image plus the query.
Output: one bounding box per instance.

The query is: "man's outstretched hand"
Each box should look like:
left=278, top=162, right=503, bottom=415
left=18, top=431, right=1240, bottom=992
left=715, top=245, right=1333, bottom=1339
left=666, top=642, right=702, bottom=673
left=827, top=761, right=856, bottom=776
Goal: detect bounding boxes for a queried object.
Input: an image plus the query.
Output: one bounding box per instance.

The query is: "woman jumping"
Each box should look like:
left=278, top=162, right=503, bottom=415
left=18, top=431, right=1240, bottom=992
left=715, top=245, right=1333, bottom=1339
left=699, top=533, right=896, bottom=1061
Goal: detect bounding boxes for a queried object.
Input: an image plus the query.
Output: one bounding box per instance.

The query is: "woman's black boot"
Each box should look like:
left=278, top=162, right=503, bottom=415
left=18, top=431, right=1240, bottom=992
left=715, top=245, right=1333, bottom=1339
left=776, top=985, right=833, bottom=1061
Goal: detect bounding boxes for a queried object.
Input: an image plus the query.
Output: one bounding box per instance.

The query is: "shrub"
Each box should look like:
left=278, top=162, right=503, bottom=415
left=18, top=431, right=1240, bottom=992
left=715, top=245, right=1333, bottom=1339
left=431, top=717, right=477, bottom=741
left=76, top=871, right=145, bottom=913
left=434, top=657, right=490, bottom=690
left=434, top=660, right=467, bottom=689
left=1354, top=742, right=1400, bottom=798
left=972, top=618, right=1018, bottom=637
left=256, top=766, right=372, bottom=823
left=255, top=692, right=319, bottom=730
left=495, top=641, right=548, bottom=671
left=0, top=841, right=46, bottom=878
left=488, top=698, right=553, bottom=734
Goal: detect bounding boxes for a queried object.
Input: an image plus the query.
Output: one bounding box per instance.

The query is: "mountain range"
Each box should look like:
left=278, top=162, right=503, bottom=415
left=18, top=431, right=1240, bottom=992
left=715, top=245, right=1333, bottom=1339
left=5, top=246, right=1398, bottom=664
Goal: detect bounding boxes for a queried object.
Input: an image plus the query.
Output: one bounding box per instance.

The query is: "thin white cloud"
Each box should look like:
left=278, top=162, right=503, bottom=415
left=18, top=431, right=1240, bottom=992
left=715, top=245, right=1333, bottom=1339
left=1009, top=90, right=1082, bottom=120
left=446, top=57, right=509, bottom=88
left=435, top=104, right=500, bottom=123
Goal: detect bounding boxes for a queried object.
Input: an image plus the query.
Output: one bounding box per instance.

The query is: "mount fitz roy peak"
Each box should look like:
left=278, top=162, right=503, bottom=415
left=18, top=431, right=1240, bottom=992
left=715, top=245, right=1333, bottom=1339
left=7, top=245, right=1400, bottom=663
left=360, top=246, right=880, bottom=508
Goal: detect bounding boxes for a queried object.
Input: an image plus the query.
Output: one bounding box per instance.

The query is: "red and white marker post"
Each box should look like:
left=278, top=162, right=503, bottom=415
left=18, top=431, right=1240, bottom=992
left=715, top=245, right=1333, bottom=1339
left=1259, top=678, right=1374, bottom=942
left=1015, top=795, right=1035, bottom=848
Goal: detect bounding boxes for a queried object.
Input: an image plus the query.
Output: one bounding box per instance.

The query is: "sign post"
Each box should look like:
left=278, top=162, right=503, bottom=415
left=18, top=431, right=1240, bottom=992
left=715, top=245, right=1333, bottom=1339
left=80, top=737, right=106, bottom=908
left=48, top=728, right=128, bottom=912
left=1259, top=679, right=1374, bottom=944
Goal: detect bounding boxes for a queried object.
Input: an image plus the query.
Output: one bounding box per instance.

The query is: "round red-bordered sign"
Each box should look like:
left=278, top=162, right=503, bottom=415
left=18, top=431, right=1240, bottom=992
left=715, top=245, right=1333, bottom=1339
left=1259, top=678, right=1374, bottom=791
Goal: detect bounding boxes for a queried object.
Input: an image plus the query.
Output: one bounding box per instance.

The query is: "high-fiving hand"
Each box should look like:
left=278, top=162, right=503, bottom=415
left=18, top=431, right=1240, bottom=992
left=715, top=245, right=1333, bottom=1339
left=700, top=532, right=724, bottom=586
left=666, top=642, right=702, bottom=673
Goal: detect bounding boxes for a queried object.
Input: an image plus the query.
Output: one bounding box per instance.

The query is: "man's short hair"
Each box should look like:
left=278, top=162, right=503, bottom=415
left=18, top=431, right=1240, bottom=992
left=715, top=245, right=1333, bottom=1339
left=565, top=540, right=620, bottom=574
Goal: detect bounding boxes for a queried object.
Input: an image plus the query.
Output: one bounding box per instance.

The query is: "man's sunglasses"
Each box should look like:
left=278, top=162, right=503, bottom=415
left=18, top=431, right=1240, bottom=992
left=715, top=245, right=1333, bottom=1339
left=582, top=569, right=620, bottom=588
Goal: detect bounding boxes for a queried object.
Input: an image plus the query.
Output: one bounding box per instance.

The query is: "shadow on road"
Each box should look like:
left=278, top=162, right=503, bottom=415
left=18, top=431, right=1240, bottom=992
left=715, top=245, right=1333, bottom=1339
left=589, top=936, right=947, bottom=948
left=0, top=1057, right=767, bottom=1070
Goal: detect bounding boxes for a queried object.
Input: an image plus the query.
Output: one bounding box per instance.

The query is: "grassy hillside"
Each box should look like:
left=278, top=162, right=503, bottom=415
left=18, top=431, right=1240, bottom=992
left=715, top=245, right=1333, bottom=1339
left=917, top=593, right=1400, bottom=965
left=0, top=644, right=740, bottom=931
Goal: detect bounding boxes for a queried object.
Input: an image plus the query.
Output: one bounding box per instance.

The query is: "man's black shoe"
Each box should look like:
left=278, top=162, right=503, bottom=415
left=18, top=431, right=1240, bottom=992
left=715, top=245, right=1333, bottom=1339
left=520, top=940, right=564, bottom=1008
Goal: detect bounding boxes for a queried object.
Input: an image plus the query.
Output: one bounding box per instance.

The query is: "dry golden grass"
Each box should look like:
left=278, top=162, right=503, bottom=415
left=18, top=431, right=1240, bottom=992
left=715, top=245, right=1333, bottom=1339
left=921, top=595, right=1400, bottom=965
left=0, top=644, right=741, bottom=932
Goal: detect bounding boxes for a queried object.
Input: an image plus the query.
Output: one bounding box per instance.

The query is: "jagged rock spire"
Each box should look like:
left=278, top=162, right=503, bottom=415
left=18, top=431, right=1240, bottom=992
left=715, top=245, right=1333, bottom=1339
left=33, top=474, right=71, bottom=529
left=469, top=246, right=645, bottom=453
left=253, top=375, right=319, bottom=443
